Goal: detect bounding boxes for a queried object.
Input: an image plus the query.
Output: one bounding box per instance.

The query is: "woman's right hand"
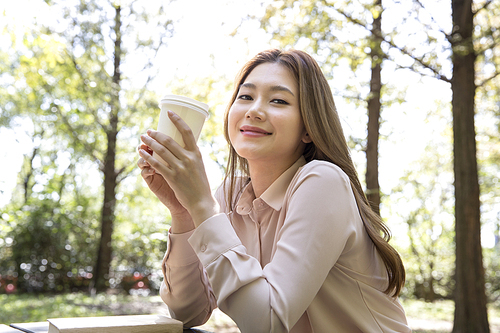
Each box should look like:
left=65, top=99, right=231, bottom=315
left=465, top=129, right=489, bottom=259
left=137, top=144, right=191, bottom=219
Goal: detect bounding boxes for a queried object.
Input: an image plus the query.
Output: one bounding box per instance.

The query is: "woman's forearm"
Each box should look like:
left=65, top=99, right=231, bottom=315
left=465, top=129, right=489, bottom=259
left=170, top=210, right=195, bottom=234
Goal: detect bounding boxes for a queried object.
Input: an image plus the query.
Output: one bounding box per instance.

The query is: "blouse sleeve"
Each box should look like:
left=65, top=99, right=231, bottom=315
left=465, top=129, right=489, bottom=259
left=160, top=229, right=217, bottom=328
left=188, top=162, right=360, bottom=332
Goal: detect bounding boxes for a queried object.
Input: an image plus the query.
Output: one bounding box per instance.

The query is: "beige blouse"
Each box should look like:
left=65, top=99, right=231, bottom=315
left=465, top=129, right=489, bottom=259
left=160, top=156, right=411, bottom=332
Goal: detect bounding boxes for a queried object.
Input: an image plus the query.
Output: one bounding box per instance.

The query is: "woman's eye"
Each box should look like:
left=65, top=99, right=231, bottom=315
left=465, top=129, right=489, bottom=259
left=272, top=99, right=289, bottom=105
left=238, top=94, right=252, bottom=101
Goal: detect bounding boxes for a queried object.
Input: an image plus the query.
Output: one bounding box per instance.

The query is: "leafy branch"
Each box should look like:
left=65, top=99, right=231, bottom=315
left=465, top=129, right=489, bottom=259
left=334, top=6, right=452, bottom=83
left=54, top=104, right=105, bottom=172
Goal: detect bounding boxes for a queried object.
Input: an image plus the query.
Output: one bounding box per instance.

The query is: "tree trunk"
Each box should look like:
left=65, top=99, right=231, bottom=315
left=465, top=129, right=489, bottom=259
left=92, top=5, right=122, bottom=293
left=93, top=128, right=118, bottom=292
left=366, top=0, right=382, bottom=216
left=451, top=0, right=489, bottom=331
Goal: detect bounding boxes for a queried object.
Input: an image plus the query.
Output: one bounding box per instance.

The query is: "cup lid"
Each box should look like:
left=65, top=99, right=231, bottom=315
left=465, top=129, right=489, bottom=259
left=159, top=95, right=209, bottom=117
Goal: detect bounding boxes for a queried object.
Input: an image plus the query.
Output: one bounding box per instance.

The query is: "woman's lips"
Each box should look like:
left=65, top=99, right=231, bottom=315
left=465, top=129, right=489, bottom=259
left=239, top=125, right=272, bottom=136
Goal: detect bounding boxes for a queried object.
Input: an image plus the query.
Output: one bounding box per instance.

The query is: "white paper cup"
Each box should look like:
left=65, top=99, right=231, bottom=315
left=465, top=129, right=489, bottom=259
left=157, top=95, right=209, bottom=146
left=155, top=95, right=209, bottom=166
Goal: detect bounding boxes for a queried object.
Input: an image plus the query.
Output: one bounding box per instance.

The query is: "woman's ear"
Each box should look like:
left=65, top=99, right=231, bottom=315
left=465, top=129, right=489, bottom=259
left=302, top=132, right=312, bottom=144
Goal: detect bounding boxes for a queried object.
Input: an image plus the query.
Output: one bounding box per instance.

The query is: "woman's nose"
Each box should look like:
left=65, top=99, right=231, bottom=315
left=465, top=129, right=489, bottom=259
left=245, top=100, right=266, bottom=121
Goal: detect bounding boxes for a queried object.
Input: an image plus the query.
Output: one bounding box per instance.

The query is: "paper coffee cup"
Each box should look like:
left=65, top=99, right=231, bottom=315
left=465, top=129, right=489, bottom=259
left=157, top=95, right=209, bottom=147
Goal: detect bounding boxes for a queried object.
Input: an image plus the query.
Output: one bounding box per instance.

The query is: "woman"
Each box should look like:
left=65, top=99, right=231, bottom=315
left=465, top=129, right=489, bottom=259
left=138, top=49, right=410, bottom=332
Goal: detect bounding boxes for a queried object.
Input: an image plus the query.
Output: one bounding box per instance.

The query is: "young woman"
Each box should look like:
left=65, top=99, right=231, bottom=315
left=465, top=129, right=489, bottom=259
left=138, top=49, right=410, bottom=332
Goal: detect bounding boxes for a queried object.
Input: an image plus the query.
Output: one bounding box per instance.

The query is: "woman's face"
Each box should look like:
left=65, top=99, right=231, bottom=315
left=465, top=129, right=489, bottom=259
left=228, top=62, right=311, bottom=166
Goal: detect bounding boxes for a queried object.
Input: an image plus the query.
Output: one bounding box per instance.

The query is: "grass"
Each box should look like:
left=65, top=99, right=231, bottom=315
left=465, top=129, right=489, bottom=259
left=0, top=293, right=149, bottom=324
left=401, top=298, right=455, bottom=321
left=401, top=298, right=500, bottom=333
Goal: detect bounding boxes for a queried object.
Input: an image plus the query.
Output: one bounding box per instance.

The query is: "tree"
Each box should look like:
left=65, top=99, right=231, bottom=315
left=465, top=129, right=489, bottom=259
left=0, top=0, right=174, bottom=293
left=53, top=1, right=174, bottom=293
left=366, top=0, right=383, bottom=215
left=450, top=0, right=489, bottom=331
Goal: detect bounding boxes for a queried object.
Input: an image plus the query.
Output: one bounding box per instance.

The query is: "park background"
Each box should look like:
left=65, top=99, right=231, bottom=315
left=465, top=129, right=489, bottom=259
left=0, top=0, right=499, bottom=332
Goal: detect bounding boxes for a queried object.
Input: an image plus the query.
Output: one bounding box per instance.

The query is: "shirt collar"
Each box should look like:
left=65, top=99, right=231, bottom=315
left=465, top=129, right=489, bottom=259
left=236, top=156, right=306, bottom=214
left=261, top=156, right=306, bottom=210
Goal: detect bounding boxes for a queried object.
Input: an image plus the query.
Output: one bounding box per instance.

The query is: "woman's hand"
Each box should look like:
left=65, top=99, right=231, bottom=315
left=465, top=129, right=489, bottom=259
left=137, top=144, right=189, bottom=216
left=138, top=110, right=218, bottom=227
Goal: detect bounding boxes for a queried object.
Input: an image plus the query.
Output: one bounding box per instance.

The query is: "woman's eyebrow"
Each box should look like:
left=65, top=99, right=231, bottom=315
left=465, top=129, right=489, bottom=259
left=240, top=82, right=295, bottom=96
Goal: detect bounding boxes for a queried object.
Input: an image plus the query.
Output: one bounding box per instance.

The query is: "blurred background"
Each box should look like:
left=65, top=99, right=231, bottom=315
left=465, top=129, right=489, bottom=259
left=0, top=0, right=499, bottom=332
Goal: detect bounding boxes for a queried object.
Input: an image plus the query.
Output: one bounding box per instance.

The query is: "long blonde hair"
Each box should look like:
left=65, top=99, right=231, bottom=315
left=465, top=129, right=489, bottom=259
left=223, top=49, right=405, bottom=296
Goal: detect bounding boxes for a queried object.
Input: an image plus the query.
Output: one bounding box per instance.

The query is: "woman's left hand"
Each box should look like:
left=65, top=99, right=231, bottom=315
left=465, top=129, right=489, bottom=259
left=139, top=110, right=218, bottom=226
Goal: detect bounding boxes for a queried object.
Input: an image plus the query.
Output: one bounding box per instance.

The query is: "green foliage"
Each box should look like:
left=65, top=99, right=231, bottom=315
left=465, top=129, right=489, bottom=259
left=475, top=2, right=500, bottom=300
left=484, top=246, right=500, bottom=305
left=261, top=0, right=373, bottom=98
left=262, top=0, right=373, bottom=70
left=474, top=1, right=500, bottom=88
left=0, top=143, right=101, bottom=293
left=111, top=176, right=171, bottom=291
left=0, top=0, right=177, bottom=293
left=3, top=198, right=98, bottom=293
left=476, top=73, right=500, bottom=255
left=388, top=107, right=455, bottom=301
